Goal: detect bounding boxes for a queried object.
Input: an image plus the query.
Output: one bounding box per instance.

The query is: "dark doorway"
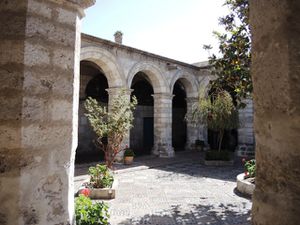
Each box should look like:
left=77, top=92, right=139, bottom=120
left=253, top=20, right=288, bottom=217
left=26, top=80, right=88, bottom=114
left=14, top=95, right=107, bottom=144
left=76, top=60, right=108, bottom=163
left=172, top=80, right=187, bottom=151
left=143, top=117, right=154, bottom=154
left=130, top=72, right=154, bottom=155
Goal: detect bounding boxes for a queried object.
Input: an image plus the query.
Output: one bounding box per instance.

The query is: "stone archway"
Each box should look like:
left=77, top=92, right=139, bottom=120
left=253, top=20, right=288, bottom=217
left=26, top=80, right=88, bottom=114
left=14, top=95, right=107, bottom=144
left=76, top=60, right=109, bottom=163
left=127, top=62, right=168, bottom=93
left=81, top=46, right=125, bottom=88
left=128, top=62, right=173, bottom=157
left=172, top=79, right=188, bottom=151
left=78, top=48, right=127, bottom=162
left=130, top=72, right=154, bottom=155
left=170, top=72, right=199, bottom=150
left=169, top=71, right=199, bottom=98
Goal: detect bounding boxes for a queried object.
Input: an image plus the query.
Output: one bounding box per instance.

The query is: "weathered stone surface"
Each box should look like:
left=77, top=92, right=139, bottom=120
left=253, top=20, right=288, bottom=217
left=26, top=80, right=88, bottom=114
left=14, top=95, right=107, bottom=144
left=152, top=93, right=174, bottom=157
left=185, top=97, right=201, bottom=150
left=250, top=1, right=300, bottom=224
left=236, top=173, right=255, bottom=196
left=0, top=0, right=94, bottom=224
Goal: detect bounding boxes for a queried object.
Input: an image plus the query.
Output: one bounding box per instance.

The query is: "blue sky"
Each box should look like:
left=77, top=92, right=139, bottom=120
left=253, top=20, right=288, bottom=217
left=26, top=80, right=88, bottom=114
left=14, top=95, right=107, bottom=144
left=82, top=0, right=228, bottom=64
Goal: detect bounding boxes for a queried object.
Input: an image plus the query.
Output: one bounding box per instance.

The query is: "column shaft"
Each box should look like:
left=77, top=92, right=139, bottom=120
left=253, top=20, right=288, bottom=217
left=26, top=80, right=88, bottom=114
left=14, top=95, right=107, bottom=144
left=185, top=97, right=200, bottom=150
left=250, top=1, right=300, bottom=224
left=152, top=93, right=174, bottom=157
left=0, top=0, right=94, bottom=224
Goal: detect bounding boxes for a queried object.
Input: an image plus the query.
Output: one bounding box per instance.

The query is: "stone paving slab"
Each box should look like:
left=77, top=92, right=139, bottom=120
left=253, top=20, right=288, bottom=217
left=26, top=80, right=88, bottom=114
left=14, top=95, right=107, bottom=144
left=75, top=151, right=252, bottom=225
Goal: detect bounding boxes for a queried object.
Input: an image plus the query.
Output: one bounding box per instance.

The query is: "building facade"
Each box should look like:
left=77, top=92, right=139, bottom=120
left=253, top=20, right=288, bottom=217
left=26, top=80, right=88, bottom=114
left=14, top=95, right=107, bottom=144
left=77, top=33, right=254, bottom=160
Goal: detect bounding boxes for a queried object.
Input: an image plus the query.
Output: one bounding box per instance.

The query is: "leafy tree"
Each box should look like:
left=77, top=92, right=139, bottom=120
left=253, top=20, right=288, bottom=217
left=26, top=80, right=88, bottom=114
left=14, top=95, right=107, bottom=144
left=190, top=90, right=239, bottom=152
left=206, top=0, right=251, bottom=108
left=84, top=90, right=137, bottom=169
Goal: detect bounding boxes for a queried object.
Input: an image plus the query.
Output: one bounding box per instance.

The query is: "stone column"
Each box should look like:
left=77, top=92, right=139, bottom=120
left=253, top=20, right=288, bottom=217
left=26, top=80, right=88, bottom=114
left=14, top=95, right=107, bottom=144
left=185, top=97, right=199, bottom=150
left=106, top=87, right=132, bottom=161
left=237, top=98, right=255, bottom=157
left=152, top=93, right=175, bottom=157
left=250, top=1, right=300, bottom=224
left=0, top=0, right=94, bottom=224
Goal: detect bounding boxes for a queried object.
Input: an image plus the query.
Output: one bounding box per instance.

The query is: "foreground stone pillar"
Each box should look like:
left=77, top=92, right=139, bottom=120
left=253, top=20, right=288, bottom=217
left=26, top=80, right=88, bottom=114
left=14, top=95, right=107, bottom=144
left=0, top=0, right=94, bottom=224
left=185, top=97, right=200, bottom=150
left=250, top=1, right=300, bottom=224
left=106, top=87, right=132, bottom=161
left=152, top=93, right=175, bottom=157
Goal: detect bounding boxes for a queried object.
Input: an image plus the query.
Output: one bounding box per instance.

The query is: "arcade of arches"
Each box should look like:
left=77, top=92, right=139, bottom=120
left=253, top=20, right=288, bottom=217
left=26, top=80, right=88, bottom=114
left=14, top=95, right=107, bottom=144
left=1, top=0, right=299, bottom=224
left=78, top=35, right=254, bottom=160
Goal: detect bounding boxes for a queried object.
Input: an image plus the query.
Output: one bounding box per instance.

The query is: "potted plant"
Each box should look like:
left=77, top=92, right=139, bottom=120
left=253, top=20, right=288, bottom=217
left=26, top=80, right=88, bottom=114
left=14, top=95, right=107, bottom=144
left=78, top=164, right=117, bottom=199
left=189, top=89, right=239, bottom=165
left=237, top=158, right=256, bottom=196
left=75, top=190, right=110, bottom=225
left=123, top=145, right=135, bottom=165
left=195, top=139, right=205, bottom=151
left=88, top=164, right=114, bottom=189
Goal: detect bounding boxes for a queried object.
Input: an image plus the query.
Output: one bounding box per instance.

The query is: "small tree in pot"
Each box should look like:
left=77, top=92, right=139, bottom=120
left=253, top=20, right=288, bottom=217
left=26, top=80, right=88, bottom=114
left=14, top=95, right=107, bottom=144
left=84, top=89, right=137, bottom=169
left=189, top=89, right=239, bottom=160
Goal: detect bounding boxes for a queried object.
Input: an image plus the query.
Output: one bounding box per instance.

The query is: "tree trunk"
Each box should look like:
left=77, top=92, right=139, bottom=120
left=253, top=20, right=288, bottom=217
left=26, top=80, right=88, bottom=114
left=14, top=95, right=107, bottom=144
left=218, top=129, right=224, bottom=152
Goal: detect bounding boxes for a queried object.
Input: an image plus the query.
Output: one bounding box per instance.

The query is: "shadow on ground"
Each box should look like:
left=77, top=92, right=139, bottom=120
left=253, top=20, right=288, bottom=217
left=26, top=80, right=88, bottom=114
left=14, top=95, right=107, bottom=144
left=115, top=203, right=251, bottom=225
left=75, top=150, right=246, bottom=183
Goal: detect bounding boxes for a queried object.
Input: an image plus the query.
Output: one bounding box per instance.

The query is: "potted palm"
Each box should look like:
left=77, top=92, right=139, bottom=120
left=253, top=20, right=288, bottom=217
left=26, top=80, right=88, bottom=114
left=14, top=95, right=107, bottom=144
left=123, top=145, right=135, bottom=165
left=190, top=89, right=239, bottom=165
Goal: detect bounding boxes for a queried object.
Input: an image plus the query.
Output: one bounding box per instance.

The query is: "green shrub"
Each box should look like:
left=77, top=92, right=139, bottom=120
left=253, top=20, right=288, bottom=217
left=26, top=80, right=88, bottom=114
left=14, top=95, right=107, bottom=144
left=124, top=146, right=135, bottom=157
left=244, top=159, right=256, bottom=178
left=189, top=90, right=239, bottom=152
left=75, top=195, right=109, bottom=225
left=205, top=150, right=231, bottom=161
left=88, top=164, right=114, bottom=188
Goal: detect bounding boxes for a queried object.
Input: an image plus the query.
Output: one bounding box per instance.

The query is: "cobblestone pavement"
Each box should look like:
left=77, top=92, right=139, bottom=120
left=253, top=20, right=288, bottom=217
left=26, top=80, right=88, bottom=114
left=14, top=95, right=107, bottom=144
left=75, top=152, right=252, bottom=225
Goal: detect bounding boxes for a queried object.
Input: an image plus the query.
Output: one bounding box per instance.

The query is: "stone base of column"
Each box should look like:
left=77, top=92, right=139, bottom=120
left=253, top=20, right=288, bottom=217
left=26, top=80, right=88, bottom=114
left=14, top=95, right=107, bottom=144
left=152, top=145, right=175, bottom=158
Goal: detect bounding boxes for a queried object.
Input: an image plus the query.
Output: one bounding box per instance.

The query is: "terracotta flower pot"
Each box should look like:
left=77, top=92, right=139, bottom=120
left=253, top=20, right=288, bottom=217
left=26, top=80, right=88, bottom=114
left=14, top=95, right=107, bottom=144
left=124, top=156, right=134, bottom=165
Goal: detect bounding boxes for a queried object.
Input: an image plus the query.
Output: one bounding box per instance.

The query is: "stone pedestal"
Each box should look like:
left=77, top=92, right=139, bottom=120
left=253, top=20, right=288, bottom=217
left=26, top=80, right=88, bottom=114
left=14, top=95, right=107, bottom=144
left=0, top=0, right=94, bottom=224
left=152, top=93, right=175, bottom=157
left=250, top=1, right=300, bottom=224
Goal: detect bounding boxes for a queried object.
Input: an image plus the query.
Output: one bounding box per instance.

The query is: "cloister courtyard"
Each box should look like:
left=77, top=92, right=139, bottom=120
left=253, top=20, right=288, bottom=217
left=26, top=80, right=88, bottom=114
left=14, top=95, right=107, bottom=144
left=75, top=151, right=252, bottom=225
left=1, top=1, right=299, bottom=225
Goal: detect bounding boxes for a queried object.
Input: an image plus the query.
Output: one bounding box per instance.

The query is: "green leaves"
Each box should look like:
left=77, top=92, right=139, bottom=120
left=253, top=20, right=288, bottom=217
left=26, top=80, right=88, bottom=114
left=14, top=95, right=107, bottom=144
left=84, top=89, right=137, bottom=168
left=244, top=159, right=256, bottom=178
left=205, top=0, right=251, bottom=108
left=75, top=195, right=110, bottom=225
left=191, top=90, right=238, bottom=131
left=189, top=90, right=239, bottom=152
left=88, top=164, right=114, bottom=188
